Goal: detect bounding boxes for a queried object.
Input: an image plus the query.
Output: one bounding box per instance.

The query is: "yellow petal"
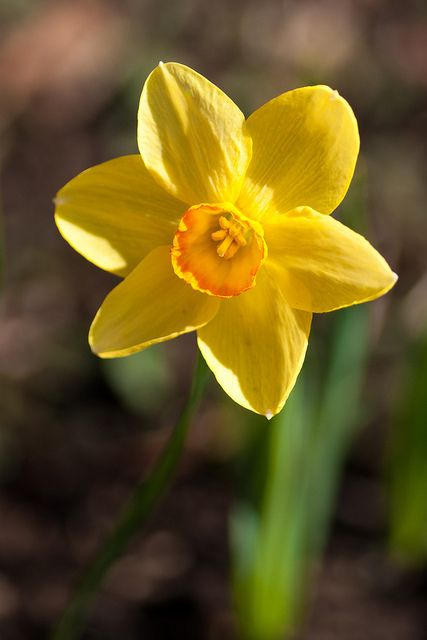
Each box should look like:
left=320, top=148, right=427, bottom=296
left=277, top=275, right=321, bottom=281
left=264, top=207, right=397, bottom=313
left=90, top=246, right=220, bottom=357
left=197, top=269, right=311, bottom=417
left=55, top=155, right=184, bottom=277
left=237, top=86, right=359, bottom=220
left=138, top=62, right=252, bottom=204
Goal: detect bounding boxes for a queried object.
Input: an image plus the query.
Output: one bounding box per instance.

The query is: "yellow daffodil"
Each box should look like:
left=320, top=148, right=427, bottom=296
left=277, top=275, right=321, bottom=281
left=54, top=62, right=397, bottom=417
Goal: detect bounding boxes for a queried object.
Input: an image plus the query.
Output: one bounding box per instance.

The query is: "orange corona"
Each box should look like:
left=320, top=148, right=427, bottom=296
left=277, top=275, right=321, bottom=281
left=171, top=203, right=266, bottom=298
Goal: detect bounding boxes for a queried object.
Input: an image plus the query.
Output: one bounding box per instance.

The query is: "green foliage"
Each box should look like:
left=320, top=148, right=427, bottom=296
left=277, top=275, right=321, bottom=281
left=52, top=353, right=210, bottom=640
left=101, top=343, right=173, bottom=418
left=387, top=328, right=427, bottom=564
left=231, top=306, right=369, bottom=640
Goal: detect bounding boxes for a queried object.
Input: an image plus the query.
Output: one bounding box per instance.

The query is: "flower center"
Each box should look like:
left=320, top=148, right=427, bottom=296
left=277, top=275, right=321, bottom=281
left=211, top=215, right=247, bottom=260
left=171, top=203, right=266, bottom=298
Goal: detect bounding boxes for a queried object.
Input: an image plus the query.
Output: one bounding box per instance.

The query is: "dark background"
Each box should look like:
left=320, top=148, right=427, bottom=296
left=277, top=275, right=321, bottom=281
left=0, top=0, right=426, bottom=638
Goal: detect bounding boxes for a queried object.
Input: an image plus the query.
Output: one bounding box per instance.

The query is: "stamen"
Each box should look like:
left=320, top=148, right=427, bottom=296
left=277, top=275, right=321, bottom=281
left=211, top=229, right=227, bottom=241
left=217, top=234, right=235, bottom=258
left=211, top=214, right=248, bottom=260
left=223, top=242, right=241, bottom=260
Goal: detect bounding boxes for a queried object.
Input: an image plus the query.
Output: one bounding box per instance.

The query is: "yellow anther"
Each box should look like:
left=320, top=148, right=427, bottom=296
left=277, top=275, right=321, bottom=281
left=211, top=214, right=248, bottom=260
left=217, top=234, right=235, bottom=258
left=211, top=229, right=227, bottom=241
left=223, top=242, right=241, bottom=260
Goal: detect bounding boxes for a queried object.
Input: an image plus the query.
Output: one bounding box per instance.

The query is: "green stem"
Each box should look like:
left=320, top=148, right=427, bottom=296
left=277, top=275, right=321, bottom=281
left=51, top=352, right=210, bottom=640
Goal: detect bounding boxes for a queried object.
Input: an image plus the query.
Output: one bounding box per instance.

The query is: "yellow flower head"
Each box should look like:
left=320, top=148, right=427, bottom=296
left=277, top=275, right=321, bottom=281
left=54, top=62, right=397, bottom=418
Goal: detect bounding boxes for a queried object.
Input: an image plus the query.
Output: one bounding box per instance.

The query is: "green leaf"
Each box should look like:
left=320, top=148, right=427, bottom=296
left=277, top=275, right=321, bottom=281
left=231, top=306, right=369, bottom=640
left=387, top=328, right=427, bottom=564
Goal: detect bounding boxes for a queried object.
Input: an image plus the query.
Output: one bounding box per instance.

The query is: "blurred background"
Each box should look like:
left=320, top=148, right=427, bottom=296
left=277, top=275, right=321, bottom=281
left=0, top=0, right=426, bottom=638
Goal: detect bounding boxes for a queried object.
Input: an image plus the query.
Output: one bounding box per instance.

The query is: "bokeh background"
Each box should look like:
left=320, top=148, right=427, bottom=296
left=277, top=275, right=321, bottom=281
left=0, top=0, right=427, bottom=638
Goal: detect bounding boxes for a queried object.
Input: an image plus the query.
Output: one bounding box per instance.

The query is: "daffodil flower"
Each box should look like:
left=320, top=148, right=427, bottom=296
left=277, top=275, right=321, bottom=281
left=55, top=62, right=397, bottom=417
